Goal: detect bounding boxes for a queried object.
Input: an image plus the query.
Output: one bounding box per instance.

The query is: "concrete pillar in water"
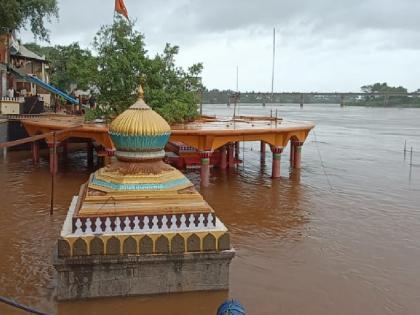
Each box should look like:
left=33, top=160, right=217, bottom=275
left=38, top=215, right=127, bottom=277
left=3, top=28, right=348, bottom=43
left=31, top=141, right=40, bottom=164
left=227, top=143, right=235, bottom=168
left=271, top=146, right=283, bottom=178
left=48, top=143, right=58, bottom=174
left=200, top=151, right=211, bottom=187
left=293, top=141, right=303, bottom=169
left=384, top=95, right=389, bottom=106
left=260, top=141, right=266, bottom=161
left=87, top=141, right=94, bottom=167
left=300, top=94, right=304, bottom=108
left=219, top=145, right=227, bottom=170
left=340, top=95, right=345, bottom=107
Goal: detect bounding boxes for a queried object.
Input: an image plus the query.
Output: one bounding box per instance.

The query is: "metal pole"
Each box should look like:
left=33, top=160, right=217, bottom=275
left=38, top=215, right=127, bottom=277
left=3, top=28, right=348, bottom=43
left=271, top=27, right=276, bottom=102
left=410, top=147, right=413, bottom=166
left=234, top=66, right=239, bottom=118
left=199, top=89, right=203, bottom=116
left=236, top=66, right=239, bottom=92
left=0, top=296, right=52, bottom=315
left=50, top=132, right=56, bottom=215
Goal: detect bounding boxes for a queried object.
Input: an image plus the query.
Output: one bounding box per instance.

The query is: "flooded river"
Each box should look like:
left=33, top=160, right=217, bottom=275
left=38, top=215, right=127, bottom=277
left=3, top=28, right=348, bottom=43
left=0, top=104, right=419, bottom=314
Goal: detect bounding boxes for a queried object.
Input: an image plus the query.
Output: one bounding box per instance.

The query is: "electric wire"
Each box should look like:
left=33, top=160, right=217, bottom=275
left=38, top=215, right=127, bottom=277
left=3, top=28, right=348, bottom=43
left=313, top=129, right=333, bottom=191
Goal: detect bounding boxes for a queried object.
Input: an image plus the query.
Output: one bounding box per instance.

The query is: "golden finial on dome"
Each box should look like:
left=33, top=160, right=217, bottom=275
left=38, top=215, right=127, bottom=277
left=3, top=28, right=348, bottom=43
left=137, top=84, right=144, bottom=100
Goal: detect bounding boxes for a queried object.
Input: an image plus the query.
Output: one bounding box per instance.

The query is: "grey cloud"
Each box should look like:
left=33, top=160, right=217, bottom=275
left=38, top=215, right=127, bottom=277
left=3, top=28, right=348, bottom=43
left=19, top=0, right=420, bottom=91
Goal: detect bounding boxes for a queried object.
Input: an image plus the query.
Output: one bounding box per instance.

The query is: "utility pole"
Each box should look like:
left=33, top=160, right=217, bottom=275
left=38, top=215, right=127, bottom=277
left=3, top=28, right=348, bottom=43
left=236, top=65, right=239, bottom=92
left=271, top=27, right=276, bottom=102
left=234, top=66, right=239, bottom=117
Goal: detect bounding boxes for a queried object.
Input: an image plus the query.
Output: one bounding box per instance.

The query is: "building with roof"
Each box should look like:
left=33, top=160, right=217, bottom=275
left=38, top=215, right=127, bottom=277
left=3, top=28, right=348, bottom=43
left=0, top=32, right=49, bottom=101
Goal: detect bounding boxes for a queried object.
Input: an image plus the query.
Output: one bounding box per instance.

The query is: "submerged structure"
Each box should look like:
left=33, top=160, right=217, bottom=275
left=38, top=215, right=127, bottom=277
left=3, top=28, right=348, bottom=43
left=54, top=87, right=234, bottom=300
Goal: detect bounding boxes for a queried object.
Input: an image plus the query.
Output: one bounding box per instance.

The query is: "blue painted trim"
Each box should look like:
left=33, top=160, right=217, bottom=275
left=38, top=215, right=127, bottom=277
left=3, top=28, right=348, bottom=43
left=110, top=133, right=170, bottom=151
left=91, top=176, right=190, bottom=191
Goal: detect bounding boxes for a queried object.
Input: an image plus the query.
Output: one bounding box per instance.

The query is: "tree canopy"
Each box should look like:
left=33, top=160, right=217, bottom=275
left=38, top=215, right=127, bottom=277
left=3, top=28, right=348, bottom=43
left=23, top=17, right=203, bottom=123
left=91, top=18, right=203, bottom=124
left=361, top=83, right=407, bottom=94
left=0, top=0, right=58, bottom=41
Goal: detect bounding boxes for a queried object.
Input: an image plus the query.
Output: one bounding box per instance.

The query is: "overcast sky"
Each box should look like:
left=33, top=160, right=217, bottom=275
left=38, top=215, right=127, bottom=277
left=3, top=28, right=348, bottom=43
left=20, top=0, right=420, bottom=92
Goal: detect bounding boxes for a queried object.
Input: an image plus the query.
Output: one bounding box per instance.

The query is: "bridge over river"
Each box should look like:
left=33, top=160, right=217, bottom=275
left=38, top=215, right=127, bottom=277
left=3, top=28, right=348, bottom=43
left=229, top=91, right=420, bottom=107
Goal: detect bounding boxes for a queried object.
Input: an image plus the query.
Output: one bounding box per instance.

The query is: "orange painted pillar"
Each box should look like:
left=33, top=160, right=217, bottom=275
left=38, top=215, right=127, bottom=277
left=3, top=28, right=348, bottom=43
left=48, top=143, right=58, bottom=174
left=260, top=141, right=266, bottom=160
left=200, top=151, right=211, bottom=187
left=293, top=142, right=303, bottom=169
left=219, top=145, right=227, bottom=170
left=271, top=146, right=283, bottom=178
left=227, top=143, right=235, bottom=168
left=31, top=141, right=40, bottom=164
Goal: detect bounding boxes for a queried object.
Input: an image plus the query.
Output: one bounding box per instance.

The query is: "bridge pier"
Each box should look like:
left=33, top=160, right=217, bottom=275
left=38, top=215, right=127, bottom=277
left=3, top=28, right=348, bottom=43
left=340, top=95, right=345, bottom=107
left=300, top=94, right=304, bottom=108
left=384, top=95, right=389, bottom=106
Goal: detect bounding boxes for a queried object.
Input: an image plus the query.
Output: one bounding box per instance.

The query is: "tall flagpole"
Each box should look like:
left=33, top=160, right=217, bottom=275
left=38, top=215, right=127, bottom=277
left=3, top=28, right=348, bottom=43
left=233, top=66, right=239, bottom=118
left=236, top=65, right=239, bottom=92
left=271, top=27, right=276, bottom=101
left=113, top=0, right=117, bottom=24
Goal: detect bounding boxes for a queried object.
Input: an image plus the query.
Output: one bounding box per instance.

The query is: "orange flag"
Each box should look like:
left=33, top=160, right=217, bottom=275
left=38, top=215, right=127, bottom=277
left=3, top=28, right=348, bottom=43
left=115, top=0, right=129, bottom=19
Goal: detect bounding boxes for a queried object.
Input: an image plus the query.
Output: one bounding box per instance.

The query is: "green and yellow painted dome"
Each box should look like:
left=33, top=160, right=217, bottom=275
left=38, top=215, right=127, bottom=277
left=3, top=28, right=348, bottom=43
left=90, top=85, right=192, bottom=192
left=109, top=86, right=171, bottom=162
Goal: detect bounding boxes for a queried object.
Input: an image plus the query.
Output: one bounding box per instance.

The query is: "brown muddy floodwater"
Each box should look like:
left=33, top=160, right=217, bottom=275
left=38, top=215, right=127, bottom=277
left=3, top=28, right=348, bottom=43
left=1, top=104, right=420, bottom=315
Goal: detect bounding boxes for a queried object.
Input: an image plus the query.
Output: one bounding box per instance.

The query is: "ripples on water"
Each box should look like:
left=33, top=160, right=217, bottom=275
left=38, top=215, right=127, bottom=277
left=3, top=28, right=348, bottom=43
left=0, top=104, right=420, bottom=315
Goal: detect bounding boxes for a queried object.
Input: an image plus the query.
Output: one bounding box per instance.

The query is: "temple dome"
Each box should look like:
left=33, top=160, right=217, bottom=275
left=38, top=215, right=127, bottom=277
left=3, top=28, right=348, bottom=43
left=109, top=86, right=171, bottom=161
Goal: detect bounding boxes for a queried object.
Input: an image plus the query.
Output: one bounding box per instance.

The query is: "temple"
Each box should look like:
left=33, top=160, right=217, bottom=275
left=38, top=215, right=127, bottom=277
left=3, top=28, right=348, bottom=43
left=54, top=86, right=234, bottom=300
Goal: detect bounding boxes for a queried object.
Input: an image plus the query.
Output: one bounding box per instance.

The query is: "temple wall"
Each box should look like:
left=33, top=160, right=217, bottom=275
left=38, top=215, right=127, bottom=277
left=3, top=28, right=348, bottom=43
left=54, top=250, right=234, bottom=300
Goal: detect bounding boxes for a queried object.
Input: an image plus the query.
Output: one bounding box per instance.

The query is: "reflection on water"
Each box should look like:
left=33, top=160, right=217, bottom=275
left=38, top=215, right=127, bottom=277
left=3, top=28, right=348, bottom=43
left=0, top=104, right=420, bottom=314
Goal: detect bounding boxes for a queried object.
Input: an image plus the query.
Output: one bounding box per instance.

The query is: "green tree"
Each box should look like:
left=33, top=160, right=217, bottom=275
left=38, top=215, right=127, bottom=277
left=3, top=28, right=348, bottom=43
left=92, top=18, right=203, bottom=124
left=361, top=83, right=407, bottom=94
left=93, top=19, right=147, bottom=116
left=0, top=0, right=58, bottom=41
